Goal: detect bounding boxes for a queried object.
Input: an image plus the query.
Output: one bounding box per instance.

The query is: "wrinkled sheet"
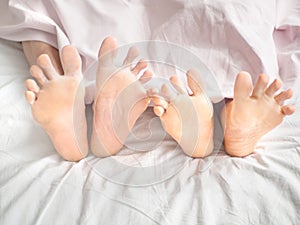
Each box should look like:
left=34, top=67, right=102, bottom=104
left=0, top=39, right=300, bottom=225
left=1, top=0, right=300, bottom=224
left=0, top=0, right=300, bottom=103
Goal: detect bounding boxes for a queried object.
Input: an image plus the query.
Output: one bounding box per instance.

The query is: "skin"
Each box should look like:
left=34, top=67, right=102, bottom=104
left=22, top=41, right=295, bottom=160
left=23, top=38, right=153, bottom=160
left=90, top=37, right=153, bottom=157
left=22, top=41, right=63, bottom=74
left=24, top=45, right=88, bottom=161
left=150, top=70, right=214, bottom=158
left=221, top=71, right=295, bottom=157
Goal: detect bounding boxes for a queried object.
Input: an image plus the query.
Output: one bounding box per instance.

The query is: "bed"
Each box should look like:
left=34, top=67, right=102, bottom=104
left=1, top=0, right=300, bottom=224
left=0, top=37, right=300, bottom=225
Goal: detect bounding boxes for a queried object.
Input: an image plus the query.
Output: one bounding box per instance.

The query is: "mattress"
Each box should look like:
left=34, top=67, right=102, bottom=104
left=0, top=37, right=300, bottom=225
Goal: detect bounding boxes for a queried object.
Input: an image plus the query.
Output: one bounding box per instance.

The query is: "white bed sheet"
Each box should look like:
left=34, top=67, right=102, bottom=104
left=0, top=39, right=300, bottom=225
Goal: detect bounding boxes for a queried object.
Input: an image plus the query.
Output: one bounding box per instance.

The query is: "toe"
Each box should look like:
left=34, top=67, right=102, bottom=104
left=281, top=105, right=295, bottom=115
left=170, top=75, right=188, bottom=94
left=139, top=70, right=152, bottom=84
left=25, top=79, right=40, bottom=93
left=161, top=83, right=177, bottom=101
left=152, top=95, right=168, bottom=117
left=61, top=45, right=82, bottom=76
left=30, top=65, right=48, bottom=86
left=25, top=90, right=36, bottom=105
left=123, top=46, right=139, bottom=66
left=275, top=88, right=293, bottom=105
left=186, top=69, right=204, bottom=96
left=147, top=87, right=159, bottom=99
left=234, top=71, right=253, bottom=99
left=252, top=73, right=269, bottom=98
left=265, top=79, right=282, bottom=97
left=131, top=59, right=147, bottom=76
left=98, top=36, right=118, bottom=66
left=152, top=96, right=169, bottom=110
left=153, top=106, right=165, bottom=117
left=37, top=54, right=58, bottom=80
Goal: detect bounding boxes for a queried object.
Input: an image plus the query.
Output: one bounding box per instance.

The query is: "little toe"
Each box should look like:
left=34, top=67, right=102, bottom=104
left=170, top=75, right=188, bottom=94
left=139, top=70, right=152, bottom=84
left=275, top=89, right=293, bottom=105
left=265, top=79, right=282, bottom=97
left=131, top=59, right=147, bottom=76
left=186, top=69, right=204, bottom=96
left=252, top=73, right=269, bottom=98
left=123, top=46, right=139, bottom=66
left=30, top=65, right=48, bottom=86
left=25, top=79, right=40, bottom=93
left=234, top=71, right=253, bottom=99
left=281, top=105, right=295, bottom=115
left=37, top=54, right=58, bottom=80
left=25, top=90, right=36, bottom=105
left=98, top=36, right=118, bottom=66
left=161, top=83, right=177, bottom=101
left=61, top=45, right=82, bottom=76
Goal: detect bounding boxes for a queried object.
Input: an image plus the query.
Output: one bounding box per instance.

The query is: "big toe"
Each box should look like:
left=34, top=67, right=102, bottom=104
left=234, top=71, right=253, bottom=99
left=61, top=45, right=82, bottom=76
left=252, top=73, right=269, bottom=98
left=98, top=36, right=118, bottom=66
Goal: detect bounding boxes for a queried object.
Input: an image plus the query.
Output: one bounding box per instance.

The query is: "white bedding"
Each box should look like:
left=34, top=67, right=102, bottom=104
left=1, top=38, right=300, bottom=224
left=1, top=0, right=300, bottom=104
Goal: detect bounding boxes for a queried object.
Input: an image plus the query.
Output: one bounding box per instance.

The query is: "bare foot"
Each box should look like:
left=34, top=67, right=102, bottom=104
left=151, top=69, right=214, bottom=158
left=222, top=71, right=295, bottom=157
left=91, top=37, right=152, bottom=157
left=25, top=46, right=88, bottom=161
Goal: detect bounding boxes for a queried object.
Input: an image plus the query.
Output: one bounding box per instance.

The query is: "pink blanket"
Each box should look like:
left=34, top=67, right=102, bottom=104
left=0, top=0, right=299, bottom=103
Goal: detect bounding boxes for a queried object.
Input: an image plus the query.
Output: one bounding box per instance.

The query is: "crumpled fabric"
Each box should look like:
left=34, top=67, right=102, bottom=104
left=0, top=0, right=299, bottom=104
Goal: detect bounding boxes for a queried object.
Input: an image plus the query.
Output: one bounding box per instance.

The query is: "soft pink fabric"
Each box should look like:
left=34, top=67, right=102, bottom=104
left=0, top=0, right=299, bottom=103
